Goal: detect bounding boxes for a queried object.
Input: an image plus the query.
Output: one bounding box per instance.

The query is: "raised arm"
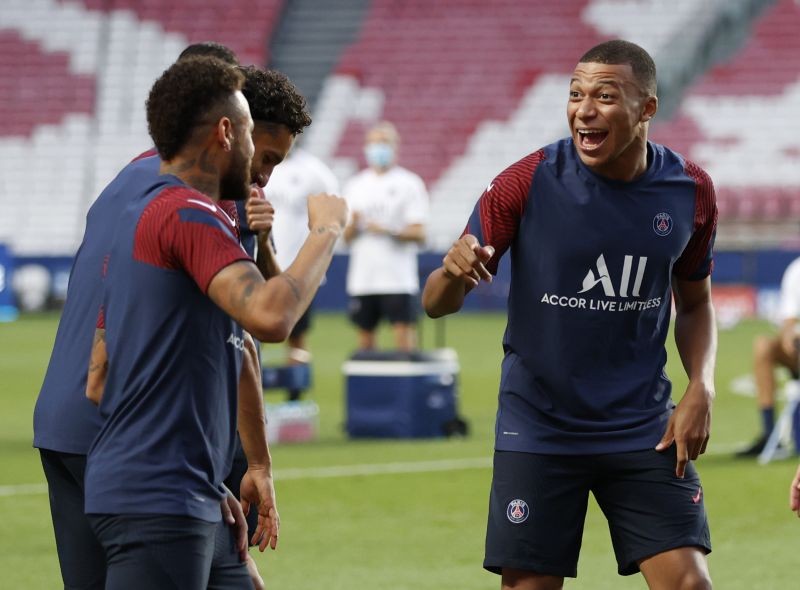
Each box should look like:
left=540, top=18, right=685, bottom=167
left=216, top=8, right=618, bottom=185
left=656, top=276, right=717, bottom=477
left=207, top=193, right=347, bottom=342
left=244, top=188, right=282, bottom=280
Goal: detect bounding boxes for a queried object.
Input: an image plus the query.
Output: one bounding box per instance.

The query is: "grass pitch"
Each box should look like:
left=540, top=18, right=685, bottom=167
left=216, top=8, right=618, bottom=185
left=0, top=312, right=797, bottom=588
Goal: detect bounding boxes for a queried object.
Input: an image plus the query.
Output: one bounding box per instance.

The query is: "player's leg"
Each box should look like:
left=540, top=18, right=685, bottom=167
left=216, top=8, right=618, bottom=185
left=484, top=451, right=593, bottom=588
left=89, top=514, right=216, bottom=590
left=39, top=449, right=106, bottom=590
left=348, top=295, right=379, bottom=350
left=637, top=547, right=711, bottom=590
left=208, top=520, right=256, bottom=590
left=739, top=335, right=798, bottom=455
left=592, top=447, right=711, bottom=587
left=286, top=304, right=313, bottom=401
left=384, top=294, right=417, bottom=351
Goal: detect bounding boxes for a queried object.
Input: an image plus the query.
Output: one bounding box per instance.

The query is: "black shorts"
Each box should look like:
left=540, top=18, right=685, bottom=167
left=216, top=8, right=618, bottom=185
left=89, top=514, right=252, bottom=590
left=40, top=449, right=106, bottom=590
left=348, top=294, right=417, bottom=330
left=484, top=448, right=711, bottom=578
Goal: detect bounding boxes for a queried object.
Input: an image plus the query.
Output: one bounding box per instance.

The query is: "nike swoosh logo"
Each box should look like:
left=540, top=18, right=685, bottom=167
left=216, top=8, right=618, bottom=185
left=187, top=198, right=217, bottom=212
left=691, top=488, right=702, bottom=504
left=487, top=183, right=495, bottom=192
left=187, top=198, right=235, bottom=227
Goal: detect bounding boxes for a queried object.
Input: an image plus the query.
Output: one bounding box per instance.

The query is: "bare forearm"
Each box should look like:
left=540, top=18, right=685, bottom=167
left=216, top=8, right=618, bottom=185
left=86, top=328, right=108, bottom=405
left=255, top=235, right=281, bottom=280
left=422, top=268, right=470, bottom=318
left=237, top=334, right=271, bottom=470
left=674, top=299, right=717, bottom=390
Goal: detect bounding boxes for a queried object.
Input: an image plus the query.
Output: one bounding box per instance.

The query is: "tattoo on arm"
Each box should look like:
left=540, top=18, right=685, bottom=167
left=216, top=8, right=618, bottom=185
left=278, top=273, right=302, bottom=302
left=230, top=266, right=264, bottom=312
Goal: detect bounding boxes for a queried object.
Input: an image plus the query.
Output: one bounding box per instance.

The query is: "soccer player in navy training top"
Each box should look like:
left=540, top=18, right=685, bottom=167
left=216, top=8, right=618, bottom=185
left=82, top=57, right=346, bottom=588
left=32, top=44, right=311, bottom=588
left=423, top=40, right=717, bottom=590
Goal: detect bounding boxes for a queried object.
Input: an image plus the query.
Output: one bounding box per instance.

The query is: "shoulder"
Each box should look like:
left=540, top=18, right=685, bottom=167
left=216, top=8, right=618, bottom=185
left=784, top=258, right=800, bottom=283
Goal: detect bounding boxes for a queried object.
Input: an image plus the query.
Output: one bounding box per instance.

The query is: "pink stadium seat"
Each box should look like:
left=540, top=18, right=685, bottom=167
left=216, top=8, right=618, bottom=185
left=78, top=0, right=284, bottom=65
left=0, top=31, right=95, bottom=138
left=331, top=0, right=608, bottom=186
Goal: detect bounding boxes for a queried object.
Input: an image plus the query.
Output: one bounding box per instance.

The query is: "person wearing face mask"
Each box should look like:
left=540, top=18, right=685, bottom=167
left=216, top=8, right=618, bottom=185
left=343, top=121, right=429, bottom=352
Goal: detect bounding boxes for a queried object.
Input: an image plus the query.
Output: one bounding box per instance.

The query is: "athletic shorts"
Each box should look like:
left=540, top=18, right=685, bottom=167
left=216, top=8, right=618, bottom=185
left=89, top=514, right=252, bottom=590
left=40, top=449, right=106, bottom=590
left=348, top=294, right=417, bottom=330
left=484, top=448, right=711, bottom=578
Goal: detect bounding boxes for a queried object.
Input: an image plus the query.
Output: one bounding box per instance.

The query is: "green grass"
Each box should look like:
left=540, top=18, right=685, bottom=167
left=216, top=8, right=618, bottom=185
left=1, top=312, right=798, bottom=588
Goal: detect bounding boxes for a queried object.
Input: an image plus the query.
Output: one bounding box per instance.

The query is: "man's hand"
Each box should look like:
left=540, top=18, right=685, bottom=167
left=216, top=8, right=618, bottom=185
left=220, top=489, right=248, bottom=562
left=245, top=188, right=275, bottom=236
left=307, top=192, right=348, bottom=233
left=790, top=463, right=800, bottom=516
left=655, top=381, right=713, bottom=478
left=442, top=234, right=495, bottom=288
left=240, top=467, right=280, bottom=551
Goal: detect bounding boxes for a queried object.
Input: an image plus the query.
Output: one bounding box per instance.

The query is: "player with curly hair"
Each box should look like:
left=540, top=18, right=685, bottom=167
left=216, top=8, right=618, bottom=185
left=81, top=55, right=346, bottom=588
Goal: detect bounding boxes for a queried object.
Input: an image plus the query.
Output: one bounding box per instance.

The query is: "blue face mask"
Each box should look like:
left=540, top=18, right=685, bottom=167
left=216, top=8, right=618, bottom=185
left=365, top=142, right=395, bottom=168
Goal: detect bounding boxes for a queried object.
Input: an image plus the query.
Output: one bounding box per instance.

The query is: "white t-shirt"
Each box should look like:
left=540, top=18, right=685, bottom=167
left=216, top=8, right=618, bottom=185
left=344, top=166, right=429, bottom=296
left=265, top=149, right=340, bottom=269
left=779, top=257, right=800, bottom=321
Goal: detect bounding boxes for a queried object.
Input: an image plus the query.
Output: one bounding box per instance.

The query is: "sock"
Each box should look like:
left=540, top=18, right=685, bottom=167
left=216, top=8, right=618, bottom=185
left=761, top=407, right=775, bottom=436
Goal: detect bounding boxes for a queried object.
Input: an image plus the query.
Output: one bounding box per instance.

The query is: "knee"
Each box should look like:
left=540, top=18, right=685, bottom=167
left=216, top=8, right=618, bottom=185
left=676, top=570, right=712, bottom=590
left=753, top=335, right=776, bottom=362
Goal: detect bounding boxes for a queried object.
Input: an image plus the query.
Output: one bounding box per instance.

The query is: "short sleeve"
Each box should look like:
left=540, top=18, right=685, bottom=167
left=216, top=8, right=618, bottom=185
left=461, top=150, right=544, bottom=274
left=134, top=188, right=252, bottom=293
left=779, top=259, right=800, bottom=321
left=673, top=161, right=718, bottom=280
left=404, top=174, right=429, bottom=225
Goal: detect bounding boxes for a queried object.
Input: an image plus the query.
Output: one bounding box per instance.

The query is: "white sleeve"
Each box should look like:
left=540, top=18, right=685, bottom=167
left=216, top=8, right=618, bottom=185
left=314, top=159, right=340, bottom=195
left=404, top=174, right=429, bottom=225
left=778, top=258, right=800, bottom=321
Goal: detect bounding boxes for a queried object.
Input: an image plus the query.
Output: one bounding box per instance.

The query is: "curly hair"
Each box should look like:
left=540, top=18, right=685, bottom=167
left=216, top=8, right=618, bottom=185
left=146, top=57, right=245, bottom=161
left=238, top=66, right=312, bottom=135
left=178, top=42, right=239, bottom=66
left=579, top=40, right=657, bottom=95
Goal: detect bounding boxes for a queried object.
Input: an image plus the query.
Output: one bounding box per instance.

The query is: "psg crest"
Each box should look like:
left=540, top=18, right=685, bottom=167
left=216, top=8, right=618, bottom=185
left=506, top=499, right=529, bottom=524
left=652, top=212, right=673, bottom=236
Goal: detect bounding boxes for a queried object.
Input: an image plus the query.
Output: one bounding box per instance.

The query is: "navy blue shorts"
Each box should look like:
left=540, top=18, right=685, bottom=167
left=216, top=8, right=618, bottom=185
left=89, top=514, right=252, bottom=590
left=40, top=449, right=106, bottom=590
left=484, top=448, right=711, bottom=578
left=348, top=294, right=417, bottom=330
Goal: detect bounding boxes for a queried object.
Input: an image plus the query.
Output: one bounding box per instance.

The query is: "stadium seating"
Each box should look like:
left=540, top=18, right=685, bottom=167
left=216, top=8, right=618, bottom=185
left=1, top=0, right=799, bottom=254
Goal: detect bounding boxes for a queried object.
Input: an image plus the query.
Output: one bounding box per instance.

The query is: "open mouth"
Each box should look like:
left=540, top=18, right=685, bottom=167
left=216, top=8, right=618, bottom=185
left=577, top=129, right=608, bottom=151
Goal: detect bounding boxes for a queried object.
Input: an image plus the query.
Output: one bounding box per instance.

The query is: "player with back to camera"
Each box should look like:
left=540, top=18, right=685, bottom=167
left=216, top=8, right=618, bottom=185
left=32, top=42, right=312, bottom=590
left=423, top=40, right=717, bottom=590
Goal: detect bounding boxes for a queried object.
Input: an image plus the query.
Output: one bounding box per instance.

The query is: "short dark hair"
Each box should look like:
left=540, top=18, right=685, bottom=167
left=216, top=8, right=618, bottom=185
left=178, top=42, right=239, bottom=65
left=146, top=57, right=245, bottom=160
left=579, top=40, right=657, bottom=95
left=238, top=66, right=312, bottom=135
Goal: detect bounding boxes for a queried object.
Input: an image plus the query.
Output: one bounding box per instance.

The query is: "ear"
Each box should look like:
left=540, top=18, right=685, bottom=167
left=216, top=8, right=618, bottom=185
left=216, top=117, right=234, bottom=152
left=641, top=95, right=658, bottom=123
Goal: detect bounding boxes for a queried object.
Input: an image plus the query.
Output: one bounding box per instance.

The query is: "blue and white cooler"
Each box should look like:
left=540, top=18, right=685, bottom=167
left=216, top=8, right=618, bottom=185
left=343, top=348, right=464, bottom=438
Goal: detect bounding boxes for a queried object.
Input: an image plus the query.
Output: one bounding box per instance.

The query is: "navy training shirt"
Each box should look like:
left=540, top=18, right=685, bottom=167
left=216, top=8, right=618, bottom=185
left=84, top=178, right=251, bottom=521
left=33, top=151, right=243, bottom=455
left=33, top=155, right=160, bottom=454
left=465, top=138, right=717, bottom=455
